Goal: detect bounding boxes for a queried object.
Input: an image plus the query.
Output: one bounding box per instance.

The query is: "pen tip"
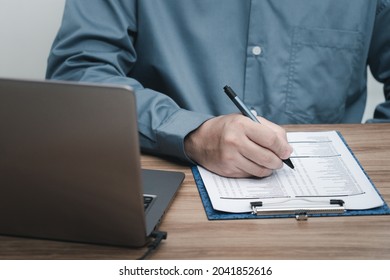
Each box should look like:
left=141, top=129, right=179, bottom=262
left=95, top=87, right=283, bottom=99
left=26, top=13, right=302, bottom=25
left=283, top=158, right=295, bottom=170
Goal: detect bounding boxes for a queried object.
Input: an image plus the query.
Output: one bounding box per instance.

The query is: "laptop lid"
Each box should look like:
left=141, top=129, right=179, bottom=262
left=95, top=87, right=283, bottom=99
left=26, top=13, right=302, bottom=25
left=0, top=78, right=184, bottom=247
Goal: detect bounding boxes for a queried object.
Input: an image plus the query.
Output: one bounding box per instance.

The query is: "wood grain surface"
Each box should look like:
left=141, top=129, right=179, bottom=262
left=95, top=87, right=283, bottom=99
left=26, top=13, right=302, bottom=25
left=1, top=124, right=389, bottom=260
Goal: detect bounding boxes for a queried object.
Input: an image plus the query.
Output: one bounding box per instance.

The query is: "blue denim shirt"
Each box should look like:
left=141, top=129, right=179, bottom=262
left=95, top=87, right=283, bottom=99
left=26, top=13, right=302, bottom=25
left=47, top=0, right=390, bottom=162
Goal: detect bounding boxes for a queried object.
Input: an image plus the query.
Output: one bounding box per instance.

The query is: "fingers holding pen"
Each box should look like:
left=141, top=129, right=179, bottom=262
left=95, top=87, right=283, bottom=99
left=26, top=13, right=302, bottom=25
left=214, top=119, right=280, bottom=177
left=250, top=116, right=293, bottom=161
left=229, top=116, right=293, bottom=175
left=184, top=114, right=292, bottom=178
left=223, top=86, right=294, bottom=169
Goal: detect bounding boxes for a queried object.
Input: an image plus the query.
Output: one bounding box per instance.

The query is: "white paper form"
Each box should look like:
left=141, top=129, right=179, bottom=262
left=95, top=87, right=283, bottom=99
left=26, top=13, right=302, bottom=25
left=198, top=131, right=384, bottom=213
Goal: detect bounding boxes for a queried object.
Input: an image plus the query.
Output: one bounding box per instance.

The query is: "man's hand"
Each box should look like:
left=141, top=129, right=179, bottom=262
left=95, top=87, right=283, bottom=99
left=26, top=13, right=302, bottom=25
left=184, top=114, right=293, bottom=178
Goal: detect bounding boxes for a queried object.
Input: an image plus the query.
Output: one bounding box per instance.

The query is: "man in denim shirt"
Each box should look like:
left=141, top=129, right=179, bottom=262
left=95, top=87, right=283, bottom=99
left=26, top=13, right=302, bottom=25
left=47, top=0, right=390, bottom=177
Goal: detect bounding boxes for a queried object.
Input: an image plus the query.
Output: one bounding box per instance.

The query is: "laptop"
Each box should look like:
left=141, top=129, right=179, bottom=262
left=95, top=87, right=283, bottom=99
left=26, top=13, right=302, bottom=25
left=0, top=78, right=184, bottom=247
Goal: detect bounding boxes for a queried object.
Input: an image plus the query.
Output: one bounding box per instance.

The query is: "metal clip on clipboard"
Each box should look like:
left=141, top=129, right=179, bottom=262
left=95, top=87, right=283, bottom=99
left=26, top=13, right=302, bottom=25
left=250, top=199, right=345, bottom=221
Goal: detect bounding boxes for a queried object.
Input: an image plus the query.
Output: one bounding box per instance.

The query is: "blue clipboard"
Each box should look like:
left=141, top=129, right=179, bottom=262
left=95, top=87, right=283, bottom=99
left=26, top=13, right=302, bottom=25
left=192, top=131, right=390, bottom=220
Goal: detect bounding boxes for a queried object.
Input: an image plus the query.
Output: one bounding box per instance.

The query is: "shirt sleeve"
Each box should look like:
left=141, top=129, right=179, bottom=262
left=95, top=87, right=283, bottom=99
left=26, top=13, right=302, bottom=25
left=367, top=0, right=390, bottom=122
left=46, top=0, right=212, bottom=162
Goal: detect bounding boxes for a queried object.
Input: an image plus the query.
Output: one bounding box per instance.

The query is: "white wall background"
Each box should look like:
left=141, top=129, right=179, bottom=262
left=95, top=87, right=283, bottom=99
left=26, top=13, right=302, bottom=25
left=0, top=0, right=65, bottom=79
left=0, top=0, right=385, bottom=122
left=365, top=70, right=384, bottom=121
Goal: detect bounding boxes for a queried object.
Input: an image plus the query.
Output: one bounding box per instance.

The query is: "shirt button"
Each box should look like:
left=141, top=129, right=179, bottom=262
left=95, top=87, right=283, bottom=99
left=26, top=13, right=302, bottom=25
left=252, top=46, right=262, bottom=56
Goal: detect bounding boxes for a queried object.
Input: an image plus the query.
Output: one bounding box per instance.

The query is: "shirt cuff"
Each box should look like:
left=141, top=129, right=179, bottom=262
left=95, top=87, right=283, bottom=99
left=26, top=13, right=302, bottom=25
left=155, top=109, right=214, bottom=163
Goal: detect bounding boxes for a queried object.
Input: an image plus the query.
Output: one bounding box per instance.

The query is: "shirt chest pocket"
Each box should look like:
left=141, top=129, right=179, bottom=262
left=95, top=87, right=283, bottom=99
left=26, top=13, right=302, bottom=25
left=284, top=27, right=363, bottom=123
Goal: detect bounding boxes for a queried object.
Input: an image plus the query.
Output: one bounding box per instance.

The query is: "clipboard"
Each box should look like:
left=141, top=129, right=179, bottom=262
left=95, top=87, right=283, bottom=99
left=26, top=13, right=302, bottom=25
left=192, top=131, right=390, bottom=221
left=192, top=166, right=390, bottom=220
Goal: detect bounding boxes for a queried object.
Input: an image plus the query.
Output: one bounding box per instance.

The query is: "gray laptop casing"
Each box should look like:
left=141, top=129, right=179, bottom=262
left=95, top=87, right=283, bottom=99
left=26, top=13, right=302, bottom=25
left=0, top=78, right=184, bottom=247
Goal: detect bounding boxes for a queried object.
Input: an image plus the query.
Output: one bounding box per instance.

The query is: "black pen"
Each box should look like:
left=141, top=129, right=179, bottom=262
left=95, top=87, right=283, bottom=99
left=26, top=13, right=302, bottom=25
left=223, top=85, right=295, bottom=170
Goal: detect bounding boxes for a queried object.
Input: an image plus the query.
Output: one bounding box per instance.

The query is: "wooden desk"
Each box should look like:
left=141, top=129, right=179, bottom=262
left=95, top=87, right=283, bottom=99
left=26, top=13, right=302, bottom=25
left=0, top=124, right=389, bottom=259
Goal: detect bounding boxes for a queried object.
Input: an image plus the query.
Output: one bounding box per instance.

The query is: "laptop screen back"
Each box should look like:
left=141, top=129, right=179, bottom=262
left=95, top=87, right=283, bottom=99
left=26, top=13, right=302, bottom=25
left=0, top=79, right=150, bottom=246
